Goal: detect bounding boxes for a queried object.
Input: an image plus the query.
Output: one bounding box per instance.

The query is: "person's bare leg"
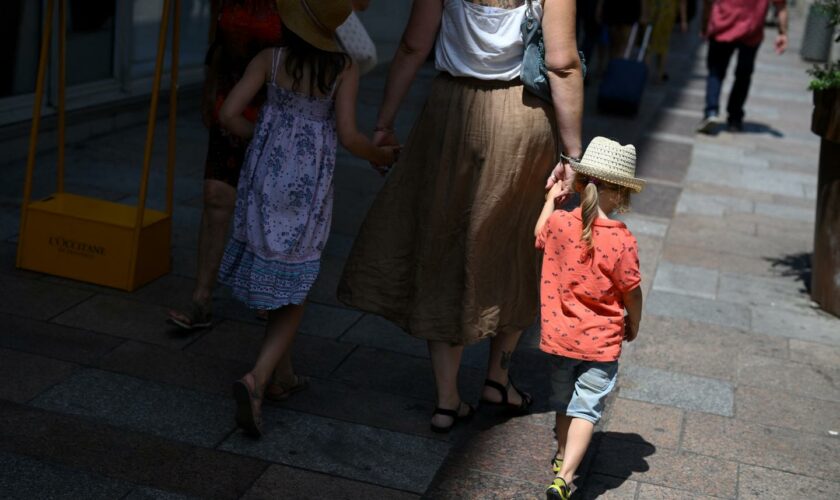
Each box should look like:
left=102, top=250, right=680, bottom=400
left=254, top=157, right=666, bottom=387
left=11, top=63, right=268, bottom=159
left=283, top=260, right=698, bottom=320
left=558, top=418, right=595, bottom=484
left=193, top=179, right=236, bottom=305
left=169, top=180, right=236, bottom=326
left=248, top=304, right=306, bottom=394
left=428, top=340, right=468, bottom=428
left=554, top=412, right=573, bottom=461
left=270, top=349, right=295, bottom=386
left=481, top=330, right=524, bottom=406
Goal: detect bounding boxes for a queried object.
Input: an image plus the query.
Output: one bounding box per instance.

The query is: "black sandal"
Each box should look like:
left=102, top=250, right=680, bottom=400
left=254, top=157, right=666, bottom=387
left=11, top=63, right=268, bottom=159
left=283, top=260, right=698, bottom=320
left=430, top=402, right=475, bottom=433
left=480, top=378, right=533, bottom=413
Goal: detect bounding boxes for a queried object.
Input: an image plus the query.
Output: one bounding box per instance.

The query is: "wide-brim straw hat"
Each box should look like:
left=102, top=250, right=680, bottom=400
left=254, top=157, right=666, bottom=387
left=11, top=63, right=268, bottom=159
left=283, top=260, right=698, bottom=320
left=276, top=0, right=351, bottom=52
left=570, top=137, right=646, bottom=192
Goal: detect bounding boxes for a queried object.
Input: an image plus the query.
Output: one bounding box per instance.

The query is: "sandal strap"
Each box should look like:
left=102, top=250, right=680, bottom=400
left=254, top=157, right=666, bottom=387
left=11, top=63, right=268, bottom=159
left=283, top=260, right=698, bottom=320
left=483, top=378, right=509, bottom=406
left=432, top=407, right=459, bottom=418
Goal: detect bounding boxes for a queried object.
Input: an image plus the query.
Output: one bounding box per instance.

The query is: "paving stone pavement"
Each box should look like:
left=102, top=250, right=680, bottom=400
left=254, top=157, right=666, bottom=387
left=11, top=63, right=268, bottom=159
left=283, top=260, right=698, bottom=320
left=1, top=4, right=839, bottom=499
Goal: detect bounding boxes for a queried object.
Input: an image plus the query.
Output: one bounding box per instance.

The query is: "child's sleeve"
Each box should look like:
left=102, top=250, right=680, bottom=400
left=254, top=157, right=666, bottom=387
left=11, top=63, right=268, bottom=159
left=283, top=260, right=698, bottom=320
left=535, top=213, right=553, bottom=250
left=612, top=233, right=641, bottom=293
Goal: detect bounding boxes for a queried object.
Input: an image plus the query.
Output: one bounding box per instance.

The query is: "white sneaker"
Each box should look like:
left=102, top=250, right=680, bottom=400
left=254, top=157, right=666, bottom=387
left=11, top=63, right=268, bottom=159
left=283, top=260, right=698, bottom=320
left=697, top=113, right=721, bottom=134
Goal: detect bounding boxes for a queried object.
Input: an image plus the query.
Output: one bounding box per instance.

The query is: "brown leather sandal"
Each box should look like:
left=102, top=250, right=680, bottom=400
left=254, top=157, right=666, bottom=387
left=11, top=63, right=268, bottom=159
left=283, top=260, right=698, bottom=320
left=264, top=375, right=310, bottom=402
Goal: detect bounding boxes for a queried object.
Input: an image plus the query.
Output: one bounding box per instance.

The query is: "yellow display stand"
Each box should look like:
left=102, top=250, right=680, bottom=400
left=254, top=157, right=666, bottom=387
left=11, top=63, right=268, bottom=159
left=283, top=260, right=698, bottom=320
left=17, top=0, right=181, bottom=291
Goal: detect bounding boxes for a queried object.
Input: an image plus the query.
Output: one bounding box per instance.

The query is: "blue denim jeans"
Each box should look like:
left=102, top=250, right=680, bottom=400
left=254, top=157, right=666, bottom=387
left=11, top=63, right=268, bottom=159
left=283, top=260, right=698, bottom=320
left=549, top=356, right=618, bottom=424
left=704, top=39, right=760, bottom=123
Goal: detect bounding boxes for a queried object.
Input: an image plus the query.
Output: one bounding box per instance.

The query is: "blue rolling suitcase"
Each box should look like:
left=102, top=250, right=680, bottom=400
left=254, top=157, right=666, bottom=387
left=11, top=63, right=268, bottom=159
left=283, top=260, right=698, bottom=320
left=597, top=24, right=653, bottom=116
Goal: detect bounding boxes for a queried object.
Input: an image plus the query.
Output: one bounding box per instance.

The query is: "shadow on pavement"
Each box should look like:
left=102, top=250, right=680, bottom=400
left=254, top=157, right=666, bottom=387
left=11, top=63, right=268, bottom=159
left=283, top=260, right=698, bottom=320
left=571, top=432, right=655, bottom=499
left=767, top=251, right=813, bottom=294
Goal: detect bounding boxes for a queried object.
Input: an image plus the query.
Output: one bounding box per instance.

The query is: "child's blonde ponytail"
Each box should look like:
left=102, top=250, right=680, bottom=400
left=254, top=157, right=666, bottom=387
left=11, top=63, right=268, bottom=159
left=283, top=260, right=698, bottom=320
left=580, top=181, right=599, bottom=253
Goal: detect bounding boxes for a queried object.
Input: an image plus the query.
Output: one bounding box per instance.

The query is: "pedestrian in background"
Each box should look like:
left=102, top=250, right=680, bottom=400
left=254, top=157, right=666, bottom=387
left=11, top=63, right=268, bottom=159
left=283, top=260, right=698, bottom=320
left=697, top=0, right=788, bottom=133
left=534, top=137, right=644, bottom=500
left=338, top=0, right=584, bottom=433
left=218, top=0, right=398, bottom=437
left=642, top=0, right=688, bottom=82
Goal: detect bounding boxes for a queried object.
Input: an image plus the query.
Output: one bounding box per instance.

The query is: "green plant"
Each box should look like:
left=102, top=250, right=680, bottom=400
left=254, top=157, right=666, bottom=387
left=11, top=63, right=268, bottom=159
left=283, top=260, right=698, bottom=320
left=809, top=0, right=840, bottom=90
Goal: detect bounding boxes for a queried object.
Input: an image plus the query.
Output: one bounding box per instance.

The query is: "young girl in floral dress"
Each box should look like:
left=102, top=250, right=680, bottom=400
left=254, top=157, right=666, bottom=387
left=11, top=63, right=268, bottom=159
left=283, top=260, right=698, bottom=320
left=217, top=0, right=397, bottom=437
left=534, top=137, right=645, bottom=499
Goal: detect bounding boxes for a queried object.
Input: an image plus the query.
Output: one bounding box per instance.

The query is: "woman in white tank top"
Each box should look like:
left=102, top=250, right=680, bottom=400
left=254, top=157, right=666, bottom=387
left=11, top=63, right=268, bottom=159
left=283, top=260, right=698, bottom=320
left=339, top=0, right=583, bottom=449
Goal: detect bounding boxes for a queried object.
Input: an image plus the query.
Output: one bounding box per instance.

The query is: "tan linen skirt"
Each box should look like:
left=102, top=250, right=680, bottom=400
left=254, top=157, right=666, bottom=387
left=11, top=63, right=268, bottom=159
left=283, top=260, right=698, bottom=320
left=338, top=73, right=558, bottom=345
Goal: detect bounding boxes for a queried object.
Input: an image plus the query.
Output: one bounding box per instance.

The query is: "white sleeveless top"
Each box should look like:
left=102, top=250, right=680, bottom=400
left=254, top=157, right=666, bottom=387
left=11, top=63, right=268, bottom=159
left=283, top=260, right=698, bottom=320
left=435, top=0, right=543, bottom=81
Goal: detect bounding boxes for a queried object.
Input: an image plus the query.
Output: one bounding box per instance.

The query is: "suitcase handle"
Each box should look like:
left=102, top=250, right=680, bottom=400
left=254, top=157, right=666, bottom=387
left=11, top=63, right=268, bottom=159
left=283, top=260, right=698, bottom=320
left=623, top=23, right=654, bottom=62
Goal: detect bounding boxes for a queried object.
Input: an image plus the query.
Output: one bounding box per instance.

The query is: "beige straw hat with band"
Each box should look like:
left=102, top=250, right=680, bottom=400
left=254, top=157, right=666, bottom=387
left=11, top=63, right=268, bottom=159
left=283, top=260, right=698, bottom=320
left=276, top=0, right=351, bottom=52
left=569, top=137, right=646, bottom=193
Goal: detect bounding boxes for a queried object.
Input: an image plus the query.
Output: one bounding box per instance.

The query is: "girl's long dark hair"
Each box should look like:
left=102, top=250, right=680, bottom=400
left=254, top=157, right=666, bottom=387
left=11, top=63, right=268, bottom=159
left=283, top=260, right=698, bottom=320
left=282, top=23, right=350, bottom=96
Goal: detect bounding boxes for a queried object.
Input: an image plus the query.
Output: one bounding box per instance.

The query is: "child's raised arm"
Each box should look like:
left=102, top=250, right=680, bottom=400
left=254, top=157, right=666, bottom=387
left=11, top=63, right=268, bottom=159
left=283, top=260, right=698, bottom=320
left=334, top=62, right=398, bottom=166
left=534, top=181, right=567, bottom=238
left=219, top=49, right=271, bottom=139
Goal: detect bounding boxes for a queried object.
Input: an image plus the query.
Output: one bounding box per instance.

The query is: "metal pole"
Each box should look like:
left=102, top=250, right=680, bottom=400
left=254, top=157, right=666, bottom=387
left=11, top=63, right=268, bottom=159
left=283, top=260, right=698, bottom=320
left=17, top=0, right=56, bottom=268
left=128, top=0, right=171, bottom=286
left=57, top=0, right=66, bottom=193
left=166, top=0, right=181, bottom=216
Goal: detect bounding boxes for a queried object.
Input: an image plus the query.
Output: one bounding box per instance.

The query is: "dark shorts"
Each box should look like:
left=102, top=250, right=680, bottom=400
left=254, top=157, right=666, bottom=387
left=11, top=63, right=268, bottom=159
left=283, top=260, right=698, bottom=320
left=204, top=125, right=249, bottom=187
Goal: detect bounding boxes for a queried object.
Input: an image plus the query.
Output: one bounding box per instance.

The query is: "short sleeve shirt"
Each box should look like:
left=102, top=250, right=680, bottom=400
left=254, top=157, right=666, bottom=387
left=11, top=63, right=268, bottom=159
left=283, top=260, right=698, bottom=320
left=535, top=208, right=641, bottom=362
left=706, top=0, right=785, bottom=47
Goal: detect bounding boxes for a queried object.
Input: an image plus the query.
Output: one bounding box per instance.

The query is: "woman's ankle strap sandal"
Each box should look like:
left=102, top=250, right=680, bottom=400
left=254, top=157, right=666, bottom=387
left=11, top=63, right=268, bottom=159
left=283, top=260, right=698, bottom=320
left=546, top=476, right=570, bottom=500
left=481, top=378, right=533, bottom=413
left=430, top=402, right=475, bottom=434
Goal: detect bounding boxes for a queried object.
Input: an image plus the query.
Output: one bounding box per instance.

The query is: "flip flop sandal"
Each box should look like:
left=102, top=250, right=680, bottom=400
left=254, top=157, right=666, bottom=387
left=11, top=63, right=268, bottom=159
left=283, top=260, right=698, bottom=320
left=232, top=374, right=263, bottom=437
left=264, top=375, right=310, bottom=402
left=430, top=402, right=475, bottom=434
left=480, top=378, right=533, bottom=414
left=546, top=477, right=570, bottom=500
left=168, top=301, right=212, bottom=330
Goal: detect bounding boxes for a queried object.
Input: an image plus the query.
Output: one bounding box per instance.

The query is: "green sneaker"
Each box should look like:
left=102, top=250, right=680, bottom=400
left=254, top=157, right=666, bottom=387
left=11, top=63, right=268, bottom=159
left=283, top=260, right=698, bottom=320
left=546, top=477, right=570, bottom=500
left=551, top=456, right=564, bottom=474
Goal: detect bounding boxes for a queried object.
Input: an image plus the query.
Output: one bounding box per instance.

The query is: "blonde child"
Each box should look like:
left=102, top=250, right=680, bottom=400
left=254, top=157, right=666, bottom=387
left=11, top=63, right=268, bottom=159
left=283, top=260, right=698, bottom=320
left=218, top=0, right=397, bottom=437
left=534, top=137, right=645, bottom=499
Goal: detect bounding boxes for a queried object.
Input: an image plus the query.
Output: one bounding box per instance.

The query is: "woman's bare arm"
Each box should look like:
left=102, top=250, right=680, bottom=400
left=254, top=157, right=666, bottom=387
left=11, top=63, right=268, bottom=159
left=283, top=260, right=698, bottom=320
left=542, top=0, right=583, bottom=193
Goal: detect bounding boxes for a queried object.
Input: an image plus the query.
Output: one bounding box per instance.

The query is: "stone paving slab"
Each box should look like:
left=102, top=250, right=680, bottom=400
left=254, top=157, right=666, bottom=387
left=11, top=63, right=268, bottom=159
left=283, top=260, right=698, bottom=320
left=219, top=407, right=449, bottom=494
left=652, top=261, right=719, bottom=300
left=52, top=294, right=201, bottom=349
left=681, top=412, right=840, bottom=482
left=0, top=401, right=267, bottom=498
left=749, top=304, right=840, bottom=346
left=576, top=474, right=639, bottom=500
left=0, top=312, right=123, bottom=365
left=589, top=436, right=738, bottom=498
left=185, top=320, right=355, bottom=380
left=0, top=451, right=133, bottom=500
left=0, top=273, right=93, bottom=321
left=242, top=465, right=419, bottom=500
left=636, top=483, right=720, bottom=500
left=98, top=340, right=246, bottom=396
left=619, top=365, right=734, bottom=417
left=645, top=290, right=751, bottom=331
left=717, top=271, right=814, bottom=311
left=602, top=398, right=684, bottom=450
left=734, top=385, right=840, bottom=437
left=339, top=314, right=428, bottom=358
left=0, top=348, right=78, bottom=403
left=124, top=488, right=197, bottom=500
left=31, top=368, right=235, bottom=447
left=272, top=377, right=444, bottom=440
left=788, top=339, right=840, bottom=368
left=735, top=354, right=840, bottom=404
left=629, top=315, right=787, bottom=382
left=737, top=464, right=840, bottom=500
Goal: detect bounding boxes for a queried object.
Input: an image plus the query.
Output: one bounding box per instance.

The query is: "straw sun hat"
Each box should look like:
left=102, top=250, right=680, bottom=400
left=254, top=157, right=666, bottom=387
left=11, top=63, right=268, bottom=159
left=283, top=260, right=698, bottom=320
left=569, top=137, right=646, bottom=193
left=275, top=0, right=352, bottom=52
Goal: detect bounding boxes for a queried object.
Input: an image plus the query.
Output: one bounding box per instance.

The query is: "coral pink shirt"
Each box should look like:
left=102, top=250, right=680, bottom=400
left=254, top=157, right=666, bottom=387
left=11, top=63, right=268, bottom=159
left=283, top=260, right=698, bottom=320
left=706, top=0, right=785, bottom=47
left=535, top=208, right=641, bottom=362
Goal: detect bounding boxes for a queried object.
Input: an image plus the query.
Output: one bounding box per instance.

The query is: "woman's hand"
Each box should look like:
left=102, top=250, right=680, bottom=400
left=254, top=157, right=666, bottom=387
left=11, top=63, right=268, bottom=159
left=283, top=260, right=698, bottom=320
left=371, top=127, right=399, bottom=175
left=545, top=159, right=574, bottom=204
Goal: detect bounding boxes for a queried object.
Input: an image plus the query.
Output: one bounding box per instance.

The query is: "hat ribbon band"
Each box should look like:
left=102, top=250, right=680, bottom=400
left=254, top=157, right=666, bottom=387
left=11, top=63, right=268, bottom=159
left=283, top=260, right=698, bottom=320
left=299, top=0, right=334, bottom=38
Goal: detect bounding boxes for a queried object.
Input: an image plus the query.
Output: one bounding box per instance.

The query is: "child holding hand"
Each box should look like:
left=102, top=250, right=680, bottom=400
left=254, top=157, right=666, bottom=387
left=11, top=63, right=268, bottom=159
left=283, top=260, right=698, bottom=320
left=534, top=137, right=645, bottom=499
left=218, top=0, right=398, bottom=437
